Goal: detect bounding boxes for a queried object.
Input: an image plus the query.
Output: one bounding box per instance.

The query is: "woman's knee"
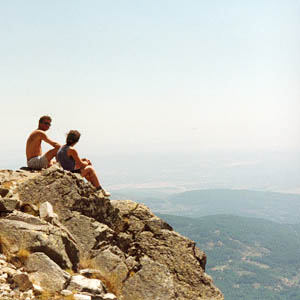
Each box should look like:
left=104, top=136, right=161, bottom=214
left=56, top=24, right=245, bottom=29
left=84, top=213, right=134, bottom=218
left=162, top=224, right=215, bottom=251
left=86, top=166, right=96, bottom=174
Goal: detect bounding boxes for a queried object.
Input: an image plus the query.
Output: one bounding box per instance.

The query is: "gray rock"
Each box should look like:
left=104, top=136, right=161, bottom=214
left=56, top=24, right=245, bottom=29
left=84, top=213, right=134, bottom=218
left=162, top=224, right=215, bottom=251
left=0, top=169, right=38, bottom=197
left=39, top=201, right=58, bottom=221
left=112, top=200, right=223, bottom=300
left=24, top=252, right=70, bottom=293
left=74, top=294, right=92, bottom=300
left=5, top=210, right=49, bottom=225
left=63, top=212, right=114, bottom=256
left=0, top=197, right=19, bottom=212
left=61, top=289, right=73, bottom=296
left=17, top=167, right=122, bottom=231
left=103, top=293, right=118, bottom=300
left=91, top=247, right=128, bottom=295
left=0, top=213, right=79, bottom=270
left=32, top=284, right=43, bottom=295
left=67, top=274, right=104, bottom=295
left=79, top=269, right=103, bottom=278
left=120, top=256, right=175, bottom=300
left=12, top=273, right=33, bottom=291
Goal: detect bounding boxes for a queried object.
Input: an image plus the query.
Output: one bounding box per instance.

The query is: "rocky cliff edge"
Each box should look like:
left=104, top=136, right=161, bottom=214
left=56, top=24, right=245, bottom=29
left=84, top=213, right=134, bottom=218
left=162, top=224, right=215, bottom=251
left=0, top=166, right=224, bottom=300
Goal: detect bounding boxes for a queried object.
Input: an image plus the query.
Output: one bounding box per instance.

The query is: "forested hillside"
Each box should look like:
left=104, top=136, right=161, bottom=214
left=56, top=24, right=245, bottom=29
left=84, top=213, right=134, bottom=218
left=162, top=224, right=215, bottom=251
left=158, top=214, right=300, bottom=300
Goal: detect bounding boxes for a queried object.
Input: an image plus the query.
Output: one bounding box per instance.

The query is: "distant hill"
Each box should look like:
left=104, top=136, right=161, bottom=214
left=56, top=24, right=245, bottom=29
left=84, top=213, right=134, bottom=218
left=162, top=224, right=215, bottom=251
left=166, top=189, right=300, bottom=223
left=112, top=189, right=300, bottom=224
left=157, top=214, right=300, bottom=300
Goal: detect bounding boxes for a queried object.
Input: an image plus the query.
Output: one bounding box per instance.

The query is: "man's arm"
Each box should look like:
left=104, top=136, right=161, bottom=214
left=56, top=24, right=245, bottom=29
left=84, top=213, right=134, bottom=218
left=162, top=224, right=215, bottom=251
left=40, top=131, right=61, bottom=148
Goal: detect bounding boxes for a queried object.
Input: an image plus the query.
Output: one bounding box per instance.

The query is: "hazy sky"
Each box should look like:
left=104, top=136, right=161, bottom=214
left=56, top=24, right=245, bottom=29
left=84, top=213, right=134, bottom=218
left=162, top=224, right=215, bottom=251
left=1, top=1, right=300, bottom=168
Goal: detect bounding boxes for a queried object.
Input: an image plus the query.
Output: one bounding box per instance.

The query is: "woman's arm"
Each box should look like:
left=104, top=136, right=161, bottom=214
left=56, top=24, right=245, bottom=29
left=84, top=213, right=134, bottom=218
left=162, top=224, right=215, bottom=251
left=68, top=147, right=89, bottom=169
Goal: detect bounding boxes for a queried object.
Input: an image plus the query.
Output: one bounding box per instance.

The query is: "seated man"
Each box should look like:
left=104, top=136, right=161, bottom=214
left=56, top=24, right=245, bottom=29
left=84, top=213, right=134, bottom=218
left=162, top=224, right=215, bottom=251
left=26, top=115, right=61, bottom=170
left=56, top=130, right=110, bottom=197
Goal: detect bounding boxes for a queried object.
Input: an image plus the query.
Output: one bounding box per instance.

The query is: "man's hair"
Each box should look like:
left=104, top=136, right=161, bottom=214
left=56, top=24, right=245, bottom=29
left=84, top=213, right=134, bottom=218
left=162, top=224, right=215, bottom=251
left=66, top=130, right=81, bottom=145
left=39, top=115, right=52, bottom=124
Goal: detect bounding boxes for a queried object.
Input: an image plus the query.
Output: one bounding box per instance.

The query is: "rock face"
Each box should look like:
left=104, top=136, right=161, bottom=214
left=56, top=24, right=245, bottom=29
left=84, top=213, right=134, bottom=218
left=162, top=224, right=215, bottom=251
left=0, top=166, right=224, bottom=300
left=24, top=252, right=71, bottom=292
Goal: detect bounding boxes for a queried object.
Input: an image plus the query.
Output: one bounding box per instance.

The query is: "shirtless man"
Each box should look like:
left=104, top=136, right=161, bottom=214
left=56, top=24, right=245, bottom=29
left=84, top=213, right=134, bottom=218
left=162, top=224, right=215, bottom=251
left=26, top=115, right=61, bottom=170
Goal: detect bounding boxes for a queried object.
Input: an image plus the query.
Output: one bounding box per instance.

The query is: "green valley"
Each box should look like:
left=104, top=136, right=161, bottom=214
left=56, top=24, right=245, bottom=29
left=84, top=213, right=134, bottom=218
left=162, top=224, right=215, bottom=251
left=158, top=214, right=300, bottom=300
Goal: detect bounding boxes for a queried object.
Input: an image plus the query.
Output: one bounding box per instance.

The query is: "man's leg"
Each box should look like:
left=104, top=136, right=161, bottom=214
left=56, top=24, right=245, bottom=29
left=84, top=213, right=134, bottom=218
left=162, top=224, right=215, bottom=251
left=44, top=148, right=59, bottom=167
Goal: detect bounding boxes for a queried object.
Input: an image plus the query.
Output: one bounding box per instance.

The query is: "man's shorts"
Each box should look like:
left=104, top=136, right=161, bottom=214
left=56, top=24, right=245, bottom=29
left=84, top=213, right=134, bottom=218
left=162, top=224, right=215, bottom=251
left=27, top=156, right=48, bottom=170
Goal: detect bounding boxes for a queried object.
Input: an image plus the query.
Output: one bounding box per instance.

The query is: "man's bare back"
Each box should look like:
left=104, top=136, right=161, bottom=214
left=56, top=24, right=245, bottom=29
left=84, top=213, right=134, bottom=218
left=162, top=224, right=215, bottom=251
left=26, top=130, right=46, bottom=160
left=26, top=116, right=60, bottom=169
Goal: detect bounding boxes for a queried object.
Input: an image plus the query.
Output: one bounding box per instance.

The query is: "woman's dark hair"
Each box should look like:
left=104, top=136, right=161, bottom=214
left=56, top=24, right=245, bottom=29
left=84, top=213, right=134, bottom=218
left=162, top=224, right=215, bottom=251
left=66, top=130, right=81, bottom=145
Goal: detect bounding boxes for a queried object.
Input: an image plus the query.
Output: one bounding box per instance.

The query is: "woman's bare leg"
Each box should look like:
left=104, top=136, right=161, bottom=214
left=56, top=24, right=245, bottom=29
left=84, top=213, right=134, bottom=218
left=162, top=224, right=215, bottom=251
left=81, top=166, right=101, bottom=188
left=80, top=166, right=110, bottom=197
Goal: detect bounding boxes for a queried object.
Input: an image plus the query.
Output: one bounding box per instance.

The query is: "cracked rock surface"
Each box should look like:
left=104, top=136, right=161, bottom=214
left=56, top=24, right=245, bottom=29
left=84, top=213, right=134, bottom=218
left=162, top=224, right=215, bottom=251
left=0, top=166, right=223, bottom=300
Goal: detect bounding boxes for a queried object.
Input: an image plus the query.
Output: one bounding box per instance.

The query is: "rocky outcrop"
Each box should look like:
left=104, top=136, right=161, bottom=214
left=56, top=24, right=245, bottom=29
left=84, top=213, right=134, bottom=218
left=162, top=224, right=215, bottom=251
left=0, top=166, right=223, bottom=300
left=24, top=252, right=71, bottom=292
left=0, top=211, right=79, bottom=270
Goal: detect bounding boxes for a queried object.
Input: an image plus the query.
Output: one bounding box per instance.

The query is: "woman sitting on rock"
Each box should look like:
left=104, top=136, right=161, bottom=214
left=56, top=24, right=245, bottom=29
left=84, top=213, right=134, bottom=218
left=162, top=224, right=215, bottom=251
left=56, top=130, right=110, bottom=197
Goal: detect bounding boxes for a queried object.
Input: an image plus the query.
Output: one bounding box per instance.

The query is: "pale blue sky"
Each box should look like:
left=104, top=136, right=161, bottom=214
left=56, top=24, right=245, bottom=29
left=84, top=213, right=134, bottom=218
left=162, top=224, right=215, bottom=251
left=1, top=1, right=300, bottom=169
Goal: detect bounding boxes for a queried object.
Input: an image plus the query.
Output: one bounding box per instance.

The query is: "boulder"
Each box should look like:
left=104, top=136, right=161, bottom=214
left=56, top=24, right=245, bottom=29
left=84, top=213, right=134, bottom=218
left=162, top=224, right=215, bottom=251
left=24, top=252, right=70, bottom=293
left=39, top=201, right=58, bottom=221
left=90, top=247, right=129, bottom=295
left=62, top=212, right=115, bottom=256
left=103, top=293, right=118, bottom=300
left=17, top=167, right=122, bottom=231
left=0, top=197, right=20, bottom=212
left=120, top=256, right=175, bottom=300
left=67, top=274, right=104, bottom=295
left=111, top=200, right=223, bottom=300
left=12, top=273, right=33, bottom=291
left=0, top=212, right=79, bottom=270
